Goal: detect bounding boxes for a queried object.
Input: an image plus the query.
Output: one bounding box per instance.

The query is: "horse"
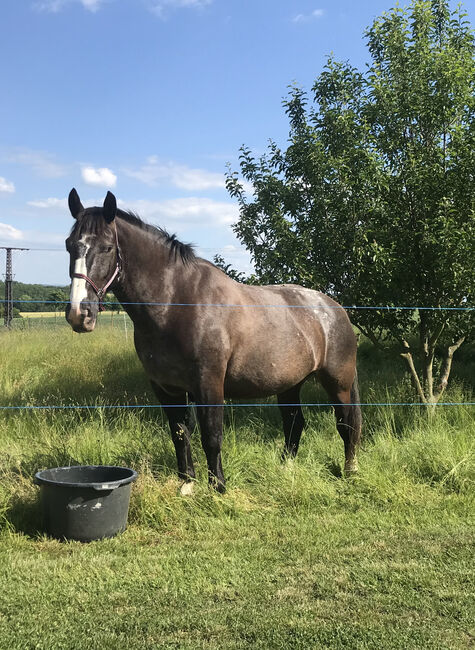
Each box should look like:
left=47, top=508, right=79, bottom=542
left=65, top=189, right=362, bottom=493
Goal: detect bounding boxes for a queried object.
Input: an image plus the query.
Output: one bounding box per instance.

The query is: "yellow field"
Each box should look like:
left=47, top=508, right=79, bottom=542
left=19, top=312, right=60, bottom=318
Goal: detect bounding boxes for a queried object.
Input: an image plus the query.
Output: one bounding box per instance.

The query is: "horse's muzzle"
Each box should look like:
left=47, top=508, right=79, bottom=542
left=66, top=302, right=97, bottom=333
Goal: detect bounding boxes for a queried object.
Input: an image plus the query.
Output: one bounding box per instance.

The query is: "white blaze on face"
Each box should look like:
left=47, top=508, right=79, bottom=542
left=70, top=238, right=90, bottom=311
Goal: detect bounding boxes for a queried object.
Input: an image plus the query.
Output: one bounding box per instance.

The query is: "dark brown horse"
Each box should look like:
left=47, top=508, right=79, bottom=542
left=65, top=189, right=361, bottom=493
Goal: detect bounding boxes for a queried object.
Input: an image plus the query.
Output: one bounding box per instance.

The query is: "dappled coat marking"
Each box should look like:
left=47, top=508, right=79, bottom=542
left=65, top=189, right=362, bottom=492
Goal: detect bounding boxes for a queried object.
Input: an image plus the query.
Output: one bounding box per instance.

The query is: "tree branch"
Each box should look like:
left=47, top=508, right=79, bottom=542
left=434, top=336, right=466, bottom=401
left=400, top=340, right=427, bottom=404
left=355, top=324, right=386, bottom=350
left=429, top=320, right=446, bottom=349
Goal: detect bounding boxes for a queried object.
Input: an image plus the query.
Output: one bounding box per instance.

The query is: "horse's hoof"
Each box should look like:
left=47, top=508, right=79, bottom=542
left=282, top=456, right=295, bottom=471
left=180, top=481, right=195, bottom=496
left=209, top=477, right=226, bottom=494
left=344, top=462, right=358, bottom=477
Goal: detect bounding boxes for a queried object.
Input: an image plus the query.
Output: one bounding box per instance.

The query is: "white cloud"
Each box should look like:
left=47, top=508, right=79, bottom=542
left=0, top=222, right=24, bottom=242
left=123, top=159, right=224, bottom=191
left=0, top=177, right=15, bottom=193
left=6, top=148, right=67, bottom=178
left=27, top=197, right=68, bottom=209
left=81, top=0, right=104, bottom=10
left=81, top=166, right=117, bottom=188
left=119, top=197, right=237, bottom=228
left=292, top=9, right=325, bottom=23
left=149, top=0, right=212, bottom=18
left=28, top=196, right=109, bottom=211
left=34, top=0, right=66, bottom=10
left=34, top=0, right=107, bottom=12
left=26, top=194, right=237, bottom=228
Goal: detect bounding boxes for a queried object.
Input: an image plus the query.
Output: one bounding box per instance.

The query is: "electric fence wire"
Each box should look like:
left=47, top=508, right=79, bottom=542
left=2, top=300, right=472, bottom=411
left=0, top=402, right=473, bottom=411
left=2, top=299, right=474, bottom=311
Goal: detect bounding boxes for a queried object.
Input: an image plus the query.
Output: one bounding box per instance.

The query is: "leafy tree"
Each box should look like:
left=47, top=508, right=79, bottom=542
left=104, top=292, right=121, bottom=312
left=226, top=0, right=474, bottom=405
left=0, top=305, right=21, bottom=319
left=48, top=289, right=69, bottom=311
left=1, top=281, right=70, bottom=312
left=213, top=254, right=248, bottom=283
left=18, top=294, right=32, bottom=311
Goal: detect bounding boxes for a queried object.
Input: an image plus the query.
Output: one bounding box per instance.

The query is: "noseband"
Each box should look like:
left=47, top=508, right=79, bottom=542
left=72, top=222, right=122, bottom=312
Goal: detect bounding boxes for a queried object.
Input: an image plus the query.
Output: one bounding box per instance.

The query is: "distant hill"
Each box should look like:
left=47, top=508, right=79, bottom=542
left=0, top=281, right=69, bottom=312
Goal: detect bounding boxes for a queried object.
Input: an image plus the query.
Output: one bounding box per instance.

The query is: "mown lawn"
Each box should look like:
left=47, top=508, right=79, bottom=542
left=0, top=326, right=473, bottom=649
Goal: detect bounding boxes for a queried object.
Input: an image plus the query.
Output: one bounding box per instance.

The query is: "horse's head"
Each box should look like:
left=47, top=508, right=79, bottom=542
left=65, top=188, right=121, bottom=333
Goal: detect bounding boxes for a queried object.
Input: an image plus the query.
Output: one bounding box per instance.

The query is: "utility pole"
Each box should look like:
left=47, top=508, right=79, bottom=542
left=1, top=247, right=29, bottom=327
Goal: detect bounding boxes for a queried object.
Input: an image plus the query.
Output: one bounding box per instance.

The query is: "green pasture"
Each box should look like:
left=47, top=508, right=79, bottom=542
left=0, top=325, right=473, bottom=649
left=15, top=311, right=130, bottom=331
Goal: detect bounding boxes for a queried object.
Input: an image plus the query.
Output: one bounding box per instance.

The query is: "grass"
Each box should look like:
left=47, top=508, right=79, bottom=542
left=19, top=311, right=127, bottom=318
left=0, top=325, right=473, bottom=649
left=15, top=311, right=129, bottom=332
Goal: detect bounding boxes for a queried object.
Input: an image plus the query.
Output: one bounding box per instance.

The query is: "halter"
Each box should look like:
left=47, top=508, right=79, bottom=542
left=72, top=221, right=122, bottom=312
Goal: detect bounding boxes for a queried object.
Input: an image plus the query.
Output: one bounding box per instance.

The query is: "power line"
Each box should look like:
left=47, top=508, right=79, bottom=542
left=0, top=246, right=249, bottom=254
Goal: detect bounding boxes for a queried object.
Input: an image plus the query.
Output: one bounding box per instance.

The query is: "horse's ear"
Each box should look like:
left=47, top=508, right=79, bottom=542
left=68, top=188, right=84, bottom=219
left=103, top=191, right=117, bottom=223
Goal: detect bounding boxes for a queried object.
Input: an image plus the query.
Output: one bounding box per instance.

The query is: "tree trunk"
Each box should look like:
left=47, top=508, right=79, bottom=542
left=400, top=336, right=465, bottom=409
left=434, top=337, right=466, bottom=402
left=400, top=340, right=427, bottom=404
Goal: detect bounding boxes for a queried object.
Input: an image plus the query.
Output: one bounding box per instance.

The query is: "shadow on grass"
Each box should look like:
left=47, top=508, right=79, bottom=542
left=1, top=353, right=152, bottom=409
left=323, top=457, right=343, bottom=478
left=6, top=488, right=43, bottom=538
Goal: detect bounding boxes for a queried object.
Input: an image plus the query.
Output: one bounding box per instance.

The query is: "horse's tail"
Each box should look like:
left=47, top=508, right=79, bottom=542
left=349, top=370, right=362, bottom=443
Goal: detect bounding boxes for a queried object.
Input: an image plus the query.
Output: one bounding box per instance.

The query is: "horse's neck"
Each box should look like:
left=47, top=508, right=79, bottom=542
left=113, top=219, right=181, bottom=313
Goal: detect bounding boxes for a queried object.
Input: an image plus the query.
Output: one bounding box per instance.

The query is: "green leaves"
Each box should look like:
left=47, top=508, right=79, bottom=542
left=226, top=0, right=474, bottom=400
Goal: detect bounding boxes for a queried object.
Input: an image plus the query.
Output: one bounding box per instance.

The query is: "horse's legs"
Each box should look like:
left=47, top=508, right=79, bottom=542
left=320, top=371, right=362, bottom=474
left=277, top=383, right=305, bottom=459
left=194, top=379, right=226, bottom=493
left=150, top=382, right=196, bottom=484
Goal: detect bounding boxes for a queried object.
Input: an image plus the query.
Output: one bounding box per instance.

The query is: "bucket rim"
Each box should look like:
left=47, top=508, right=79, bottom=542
left=34, top=465, right=138, bottom=491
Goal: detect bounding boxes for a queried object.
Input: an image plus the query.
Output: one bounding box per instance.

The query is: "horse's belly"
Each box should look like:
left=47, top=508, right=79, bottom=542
left=223, top=374, right=307, bottom=399
left=224, top=345, right=317, bottom=398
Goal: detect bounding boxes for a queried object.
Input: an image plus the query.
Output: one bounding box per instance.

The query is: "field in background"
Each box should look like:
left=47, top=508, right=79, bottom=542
left=0, top=325, right=473, bottom=649
left=15, top=311, right=131, bottom=334
left=19, top=311, right=126, bottom=318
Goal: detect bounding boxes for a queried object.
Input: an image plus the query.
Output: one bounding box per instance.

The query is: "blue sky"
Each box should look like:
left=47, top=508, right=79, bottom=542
left=1, top=0, right=473, bottom=284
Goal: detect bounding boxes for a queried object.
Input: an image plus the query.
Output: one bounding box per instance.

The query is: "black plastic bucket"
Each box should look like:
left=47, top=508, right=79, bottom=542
left=34, top=465, right=138, bottom=542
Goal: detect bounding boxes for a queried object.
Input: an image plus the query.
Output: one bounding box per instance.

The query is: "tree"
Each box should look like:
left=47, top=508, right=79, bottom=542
left=226, top=0, right=474, bottom=405
left=104, top=292, right=121, bottom=312
left=213, top=254, right=248, bottom=283
left=18, top=294, right=32, bottom=311
left=48, top=289, right=69, bottom=312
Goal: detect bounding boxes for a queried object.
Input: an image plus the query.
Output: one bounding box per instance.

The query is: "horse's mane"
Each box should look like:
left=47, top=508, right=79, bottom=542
left=72, top=207, right=196, bottom=265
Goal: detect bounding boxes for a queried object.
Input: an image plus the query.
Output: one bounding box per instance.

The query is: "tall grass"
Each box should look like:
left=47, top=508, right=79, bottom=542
left=0, top=325, right=473, bottom=649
